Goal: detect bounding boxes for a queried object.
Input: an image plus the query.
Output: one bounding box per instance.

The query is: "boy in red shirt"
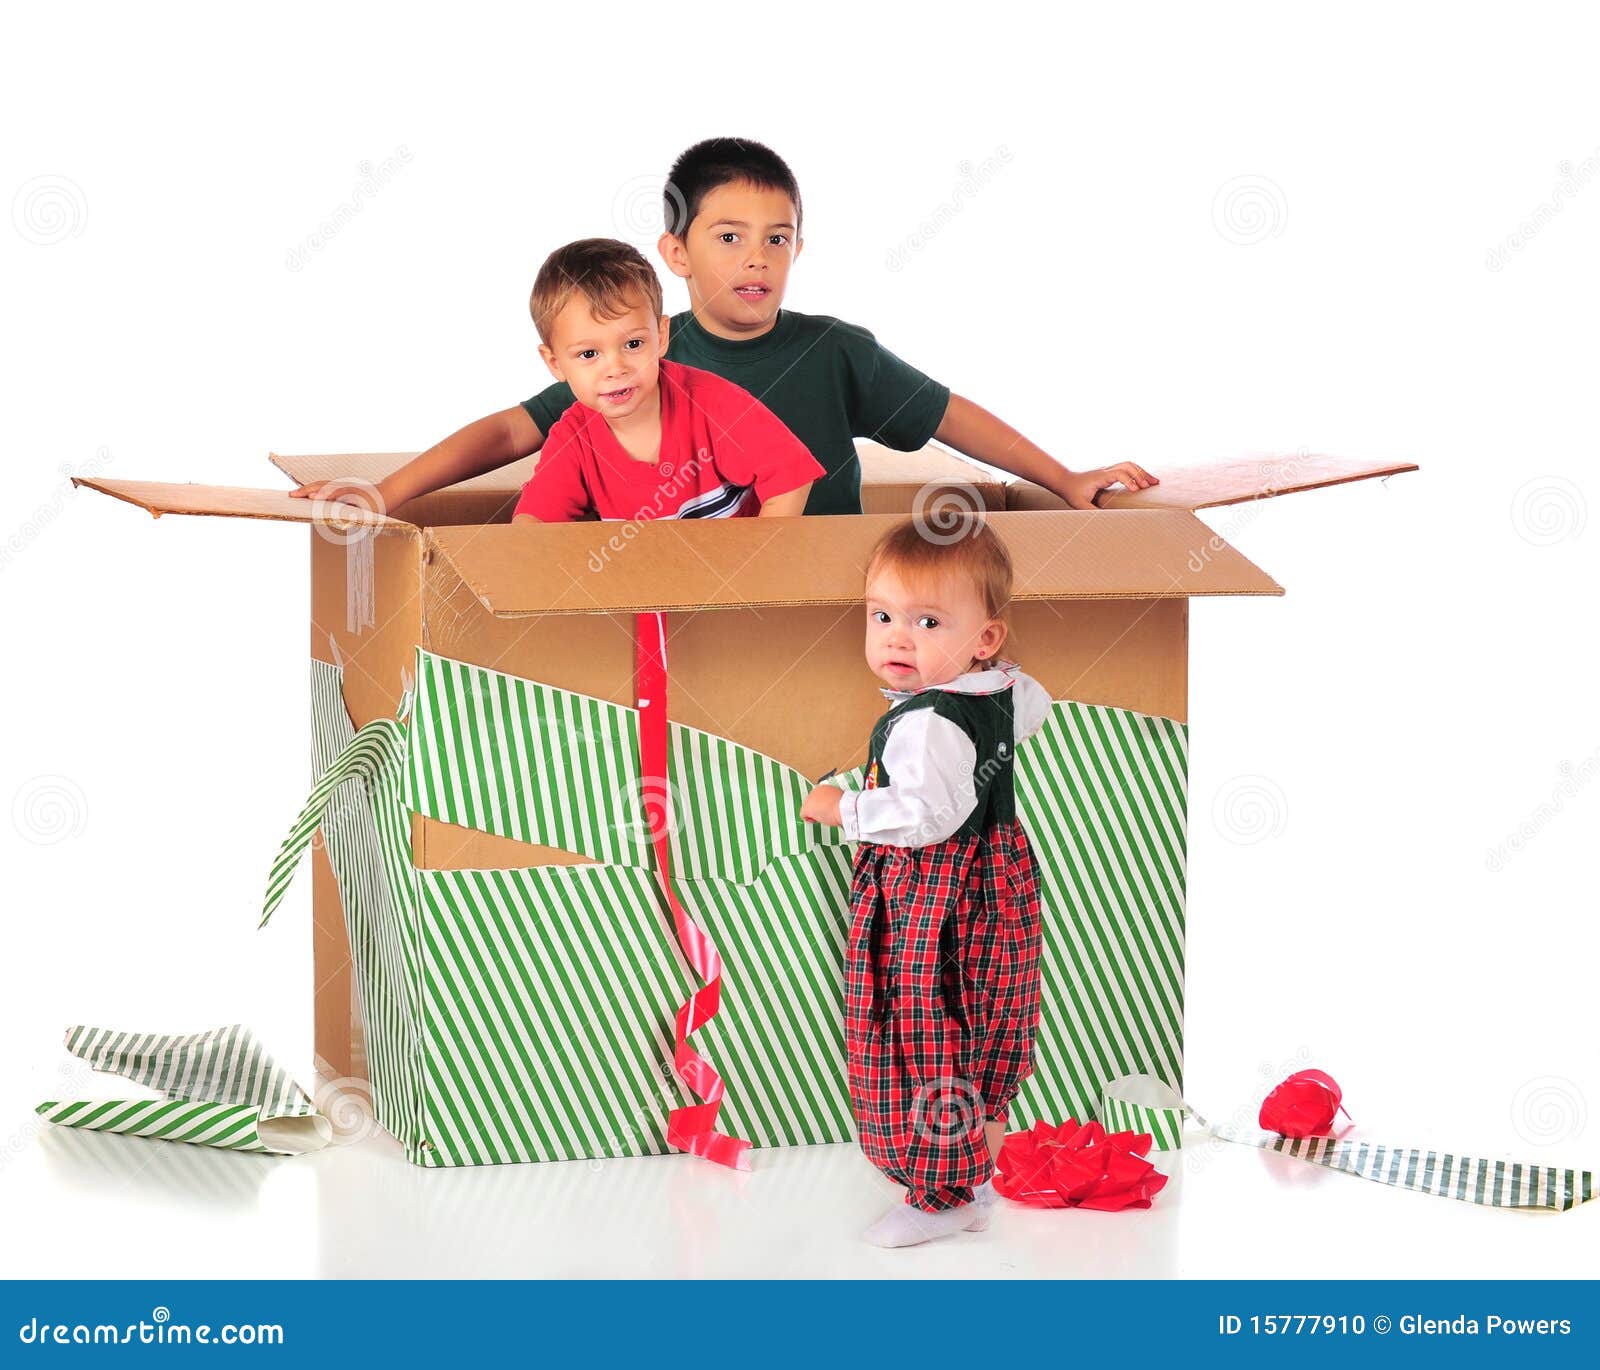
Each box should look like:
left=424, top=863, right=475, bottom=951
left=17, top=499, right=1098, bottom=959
left=291, top=139, right=1156, bottom=520
left=511, top=238, right=822, bottom=523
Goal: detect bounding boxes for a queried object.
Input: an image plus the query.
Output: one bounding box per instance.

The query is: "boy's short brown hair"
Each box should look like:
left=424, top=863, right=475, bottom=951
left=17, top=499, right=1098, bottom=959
left=528, top=238, right=664, bottom=345
left=865, top=512, right=1015, bottom=620
left=666, top=137, right=803, bottom=237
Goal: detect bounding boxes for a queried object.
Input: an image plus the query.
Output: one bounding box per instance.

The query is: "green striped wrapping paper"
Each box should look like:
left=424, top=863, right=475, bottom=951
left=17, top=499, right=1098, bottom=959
left=264, top=649, right=1189, bottom=1169
left=35, top=1024, right=330, bottom=1155
left=1096, top=1075, right=1596, bottom=1212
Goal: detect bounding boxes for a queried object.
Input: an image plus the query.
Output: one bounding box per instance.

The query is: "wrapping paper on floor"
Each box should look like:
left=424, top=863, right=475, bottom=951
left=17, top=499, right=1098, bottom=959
left=35, top=1024, right=330, bottom=1156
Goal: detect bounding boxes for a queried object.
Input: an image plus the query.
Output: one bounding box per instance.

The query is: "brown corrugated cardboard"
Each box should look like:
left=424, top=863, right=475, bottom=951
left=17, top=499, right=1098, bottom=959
left=1005, top=451, right=1419, bottom=511
left=73, top=439, right=1414, bottom=1086
left=70, top=476, right=412, bottom=529
left=422, top=509, right=1281, bottom=618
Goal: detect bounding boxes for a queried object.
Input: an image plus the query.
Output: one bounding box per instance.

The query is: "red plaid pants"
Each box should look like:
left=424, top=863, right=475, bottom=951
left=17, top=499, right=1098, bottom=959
left=843, top=819, right=1044, bottom=1212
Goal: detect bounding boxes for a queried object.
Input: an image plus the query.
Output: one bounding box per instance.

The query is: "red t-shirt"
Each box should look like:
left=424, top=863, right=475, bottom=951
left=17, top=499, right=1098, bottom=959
left=513, top=359, right=825, bottom=522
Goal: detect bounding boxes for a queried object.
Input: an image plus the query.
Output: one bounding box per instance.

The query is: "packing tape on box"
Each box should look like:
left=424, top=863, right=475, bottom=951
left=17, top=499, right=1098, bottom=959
left=36, top=1024, right=332, bottom=1156
left=1098, top=1073, right=1595, bottom=1212
left=346, top=526, right=375, bottom=634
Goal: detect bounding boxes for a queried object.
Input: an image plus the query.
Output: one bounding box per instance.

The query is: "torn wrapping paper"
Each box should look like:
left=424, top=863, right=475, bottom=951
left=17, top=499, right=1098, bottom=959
left=1096, top=1074, right=1596, bottom=1213
left=35, top=1024, right=331, bottom=1156
left=258, top=648, right=1189, bottom=1169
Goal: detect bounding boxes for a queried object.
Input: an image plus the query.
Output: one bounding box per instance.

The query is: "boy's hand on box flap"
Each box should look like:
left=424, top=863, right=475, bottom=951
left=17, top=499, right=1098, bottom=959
left=1059, top=462, right=1159, bottom=510
left=801, top=783, right=844, bottom=827
left=287, top=478, right=393, bottom=515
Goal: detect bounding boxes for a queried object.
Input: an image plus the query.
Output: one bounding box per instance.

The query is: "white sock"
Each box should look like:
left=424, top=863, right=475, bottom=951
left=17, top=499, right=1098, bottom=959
left=863, top=1199, right=989, bottom=1248
left=974, top=1177, right=999, bottom=1206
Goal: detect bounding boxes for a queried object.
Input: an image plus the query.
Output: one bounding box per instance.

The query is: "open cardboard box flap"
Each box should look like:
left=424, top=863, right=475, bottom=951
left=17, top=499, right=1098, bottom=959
left=267, top=443, right=1417, bottom=515
left=269, top=439, right=1004, bottom=499
left=1008, top=451, right=1419, bottom=512
left=270, top=450, right=538, bottom=496
left=424, top=509, right=1282, bottom=617
left=69, top=476, right=411, bottom=530
left=74, top=447, right=1432, bottom=615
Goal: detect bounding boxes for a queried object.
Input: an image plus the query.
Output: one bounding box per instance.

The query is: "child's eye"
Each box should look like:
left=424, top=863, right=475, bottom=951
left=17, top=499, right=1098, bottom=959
left=718, top=232, right=738, bottom=245
left=767, top=234, right=788, bottom=246
left=624, top=339, right=643, bottom=350
left=870, top=610, right=890, bottom=624
left=916, top=615, right=940, bottom=630
left=578, top=349, right=599, bottom=361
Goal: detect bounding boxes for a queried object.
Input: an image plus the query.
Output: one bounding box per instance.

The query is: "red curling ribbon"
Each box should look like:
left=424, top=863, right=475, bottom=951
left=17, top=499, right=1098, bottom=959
left=1259, top=1068, right=1354, bottom=1137
left=994, top=1119, right=1169, bottom=1210
left=635, top=612, right=752, bottom=1172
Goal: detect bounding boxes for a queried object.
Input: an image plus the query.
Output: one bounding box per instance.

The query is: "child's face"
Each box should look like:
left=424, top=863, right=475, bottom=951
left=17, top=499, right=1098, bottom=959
left=863, top=565, right=1007, bottom=692
left=540, top=292, right=670, bottom=423
left=660, top=180, right=801, bottom=338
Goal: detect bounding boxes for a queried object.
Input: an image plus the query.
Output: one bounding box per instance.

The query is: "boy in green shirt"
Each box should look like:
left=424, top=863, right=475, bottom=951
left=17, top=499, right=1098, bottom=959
left=290, top=138, right=1157, bottom=515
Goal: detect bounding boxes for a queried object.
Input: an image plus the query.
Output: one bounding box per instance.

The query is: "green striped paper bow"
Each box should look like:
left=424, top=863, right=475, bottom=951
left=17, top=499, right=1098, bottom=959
left=36, top=1024, right=332, bottom=1156
left=1098, top=1074, right=1595, bottom=1213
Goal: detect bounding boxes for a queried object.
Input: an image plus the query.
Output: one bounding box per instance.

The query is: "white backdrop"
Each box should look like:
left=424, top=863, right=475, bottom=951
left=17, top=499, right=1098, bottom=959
left=2, top=1, right=1596, bottom=1277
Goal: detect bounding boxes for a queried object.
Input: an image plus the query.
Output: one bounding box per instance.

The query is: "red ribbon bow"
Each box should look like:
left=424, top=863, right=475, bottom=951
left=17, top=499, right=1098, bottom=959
left=994, top=1119, right=1169, bottom=1210
left=1258, top=1068, right=1353, bottom=1137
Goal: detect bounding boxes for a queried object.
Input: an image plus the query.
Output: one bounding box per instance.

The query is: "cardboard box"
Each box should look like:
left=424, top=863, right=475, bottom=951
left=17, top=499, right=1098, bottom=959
left=72, top=441, right=1415, bottom=1166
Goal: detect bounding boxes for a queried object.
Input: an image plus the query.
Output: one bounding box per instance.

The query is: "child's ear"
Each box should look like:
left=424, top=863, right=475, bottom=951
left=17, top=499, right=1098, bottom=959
left=657, top=314, right=671, bottom=352
left=658, top=231, right=692, bottom=281
left=793, top=233, right=804, bottom=262
left=538, top=342, right=562, bottom=381
left=979, top=620, right=1007, bottom=660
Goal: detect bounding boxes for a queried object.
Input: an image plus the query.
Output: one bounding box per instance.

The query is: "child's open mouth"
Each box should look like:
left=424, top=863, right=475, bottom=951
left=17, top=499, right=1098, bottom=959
left=599, top=387, right=636, bottom=405
left=884, top=660, right=917, bottom=676
left=733, top=283, right=770, bottom=302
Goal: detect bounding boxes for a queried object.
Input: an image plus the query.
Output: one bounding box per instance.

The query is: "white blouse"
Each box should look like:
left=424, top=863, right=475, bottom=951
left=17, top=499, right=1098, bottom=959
left=837, top=664, right=1052, bottom=849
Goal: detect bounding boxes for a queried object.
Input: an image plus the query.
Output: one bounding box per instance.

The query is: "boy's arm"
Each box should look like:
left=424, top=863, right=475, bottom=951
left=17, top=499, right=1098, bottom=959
left=288, top=404, right=546, bottom=514
left=757, top=483, right=812, bottom=517
left=933, top=393, right=1160, bottom=511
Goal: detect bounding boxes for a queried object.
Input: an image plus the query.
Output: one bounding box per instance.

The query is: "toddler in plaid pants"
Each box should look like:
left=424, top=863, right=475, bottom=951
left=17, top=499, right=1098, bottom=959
left=802, top=513, right=1051, bottom=1247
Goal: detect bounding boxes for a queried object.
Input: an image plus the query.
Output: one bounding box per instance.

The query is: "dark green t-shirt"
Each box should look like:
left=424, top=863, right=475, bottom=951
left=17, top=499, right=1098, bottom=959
left=519, top=309, right=951, bottom=516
